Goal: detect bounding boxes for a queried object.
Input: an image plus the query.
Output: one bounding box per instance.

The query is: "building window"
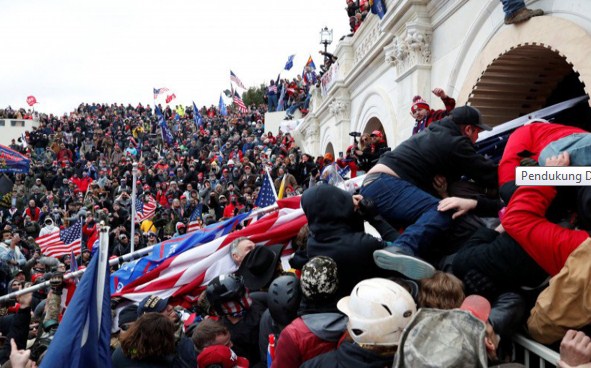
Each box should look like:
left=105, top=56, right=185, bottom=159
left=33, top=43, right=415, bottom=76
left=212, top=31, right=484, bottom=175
left=10, top=120, right=24, bottom=127
left=0, top=120, right=5, bottom=126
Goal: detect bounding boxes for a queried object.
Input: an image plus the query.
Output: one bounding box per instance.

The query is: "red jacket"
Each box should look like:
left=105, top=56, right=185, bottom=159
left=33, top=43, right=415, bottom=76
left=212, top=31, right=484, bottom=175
left=271, top=317, right=342, bottom=368
left=24, top=207, right=41, bottom=222
left=498, top=122, right=586, bottom=186
left=72, top=176, right=93, bottom=193
left=502, top=185, right=589, bottom=276
left=411, top=96, right=456, bottom=135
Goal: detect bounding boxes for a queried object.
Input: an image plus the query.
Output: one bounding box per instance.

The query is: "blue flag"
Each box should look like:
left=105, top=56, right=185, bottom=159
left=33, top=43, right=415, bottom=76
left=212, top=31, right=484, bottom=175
left=371, top=0, right=387, bottom=19
left=155, top=106, right=173, bottom=145
left=284, top=54, right=295, bottom=71
left=255, top=171, right=277, bottom=208
left=41, top=237, right=111, bottom=368
left=218, top=94, right=227, bottom=116
left=192, top=101, right=203, bottom=128
left=110, top=212, right=249, bottom=294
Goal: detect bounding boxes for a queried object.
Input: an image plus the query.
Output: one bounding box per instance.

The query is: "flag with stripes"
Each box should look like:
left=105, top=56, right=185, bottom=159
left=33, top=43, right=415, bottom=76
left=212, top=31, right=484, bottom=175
left=187, top=204, right=203, bottom=233
left=36, top=221, right=82, bottom=258
left=255, top=170, right=277, bottom=208
left=111, top=212, right=250, bottom=294
left=112, top=198, right=304, bottom=306
left=230, top=70, right=246, bottom=89
left=233, top=91, right=248, bottom=113
left=135, top=195, right=157, bottom=223
left=153, top=87, right=169, bottom=99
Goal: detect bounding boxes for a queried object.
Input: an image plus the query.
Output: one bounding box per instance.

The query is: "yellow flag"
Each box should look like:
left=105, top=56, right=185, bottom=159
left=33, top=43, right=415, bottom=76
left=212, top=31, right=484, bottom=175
left=277, top=175, right=287, bottom=199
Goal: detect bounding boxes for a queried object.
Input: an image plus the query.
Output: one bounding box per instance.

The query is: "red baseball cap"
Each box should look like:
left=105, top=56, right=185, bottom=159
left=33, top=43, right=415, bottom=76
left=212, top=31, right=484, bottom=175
left=197, top=345, right=248, bottom=368
left=459, top=295, right=491, bottom=323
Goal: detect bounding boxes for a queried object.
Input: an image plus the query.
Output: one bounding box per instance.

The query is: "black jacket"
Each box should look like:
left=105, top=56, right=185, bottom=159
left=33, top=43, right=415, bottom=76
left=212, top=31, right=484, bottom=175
left=301, top=185, right=396, bottom=299
left=301, top=340, right=394, bottom=368
left=379, top=117, right=498, bottom=194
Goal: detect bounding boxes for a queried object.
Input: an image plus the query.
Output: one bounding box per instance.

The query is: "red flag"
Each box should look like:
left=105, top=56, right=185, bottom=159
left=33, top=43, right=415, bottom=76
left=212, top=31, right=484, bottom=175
left=26, top=96, right=38, bottom=107
left=165, top=94, right=176, bottom=104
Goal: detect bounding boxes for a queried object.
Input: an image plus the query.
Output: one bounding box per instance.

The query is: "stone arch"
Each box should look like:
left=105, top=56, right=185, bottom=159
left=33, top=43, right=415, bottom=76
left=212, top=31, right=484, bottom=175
left=354, top=88, right=397, bottom=146
left=363, top=117, right=388, bottom=145
left=320, top=126, right=335, bottom=158
left=325, top=142, right=335, bottom=156
left=454, top=16, right=591, bottom=126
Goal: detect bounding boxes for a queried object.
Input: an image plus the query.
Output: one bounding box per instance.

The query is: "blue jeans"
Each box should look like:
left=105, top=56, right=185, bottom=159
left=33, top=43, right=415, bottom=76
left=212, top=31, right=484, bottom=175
left=538, top=133, right=591, bottom=166
left=501, top=0, right=526, bottom=17
left=287, top=102, right=304, bottom=116
left=360, top=174, right=452, bottom=254
left=268, top=94, right=278, bottom=112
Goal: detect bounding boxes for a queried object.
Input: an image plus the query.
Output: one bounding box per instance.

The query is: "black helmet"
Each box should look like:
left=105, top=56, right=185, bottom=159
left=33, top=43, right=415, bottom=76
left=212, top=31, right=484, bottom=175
left=267, top=274, right=302, bottom=327
left=206, top=273, right=245, bottom=313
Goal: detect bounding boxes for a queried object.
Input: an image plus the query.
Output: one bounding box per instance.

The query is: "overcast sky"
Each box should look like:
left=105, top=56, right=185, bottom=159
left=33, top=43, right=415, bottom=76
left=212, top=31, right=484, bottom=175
left=0, top=0, right=350, bottom=115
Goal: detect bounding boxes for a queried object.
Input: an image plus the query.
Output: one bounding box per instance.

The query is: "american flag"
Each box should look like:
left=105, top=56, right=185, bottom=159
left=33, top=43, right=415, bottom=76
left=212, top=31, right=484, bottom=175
left=135, top=195, right=157, bottom=223
left=153, top=87, right=169, bottom=99
left=36, top=221, right=82, bottom=258
left=269, top=85, right=278, bottom=94
left=233, top=91, right=248, bottom=113
left=113, top=198, right=304, bottom=306
left=230, top=70, right=246, bottom=89
left=187, top=204, right=203, bottom=233
left=255, top=170, right=277, bottom=208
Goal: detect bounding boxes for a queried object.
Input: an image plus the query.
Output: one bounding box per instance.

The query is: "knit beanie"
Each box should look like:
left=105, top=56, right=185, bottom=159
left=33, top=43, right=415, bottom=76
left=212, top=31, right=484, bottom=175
left=411, top=95, right=430, bottom=113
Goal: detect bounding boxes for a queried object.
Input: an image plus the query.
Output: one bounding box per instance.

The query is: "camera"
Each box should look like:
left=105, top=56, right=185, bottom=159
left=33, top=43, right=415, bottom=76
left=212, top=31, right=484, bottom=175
left=349, top=132, right=362, bottom=138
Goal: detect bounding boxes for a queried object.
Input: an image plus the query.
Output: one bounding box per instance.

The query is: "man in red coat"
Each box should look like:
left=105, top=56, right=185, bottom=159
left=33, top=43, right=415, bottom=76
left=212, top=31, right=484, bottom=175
left=411, top=88, right=456, bottom=135
left=498, top=121, right=586, bottom=201
left=502, top=152, right=589, bottom=276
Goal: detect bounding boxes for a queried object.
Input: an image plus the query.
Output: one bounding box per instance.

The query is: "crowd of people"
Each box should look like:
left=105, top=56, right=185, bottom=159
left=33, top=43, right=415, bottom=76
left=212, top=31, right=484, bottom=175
left=1, top=92, right=590, bottom=367
left=0, top=2, right=587, bottom=366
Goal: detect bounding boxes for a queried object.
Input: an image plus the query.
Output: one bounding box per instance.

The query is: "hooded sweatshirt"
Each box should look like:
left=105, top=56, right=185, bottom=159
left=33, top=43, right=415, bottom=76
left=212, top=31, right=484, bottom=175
left=272, top=312, right=348, bottom=368
left=39, top=218, right=59, bottom=237
left=301, top=185, right=388, bottom=298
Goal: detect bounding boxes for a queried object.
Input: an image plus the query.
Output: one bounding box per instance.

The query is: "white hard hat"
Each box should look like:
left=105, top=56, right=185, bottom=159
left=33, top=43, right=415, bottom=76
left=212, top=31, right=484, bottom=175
left=337, top=278, right=416, bottom=346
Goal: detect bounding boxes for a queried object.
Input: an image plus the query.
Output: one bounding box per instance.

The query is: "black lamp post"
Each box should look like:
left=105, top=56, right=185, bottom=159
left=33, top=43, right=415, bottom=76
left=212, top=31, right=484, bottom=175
left=320, top=27, right=333, bottom=54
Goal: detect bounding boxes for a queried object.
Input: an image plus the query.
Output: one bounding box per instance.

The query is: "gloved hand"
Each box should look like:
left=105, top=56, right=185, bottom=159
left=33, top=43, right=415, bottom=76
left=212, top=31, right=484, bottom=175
left=49, top=273, right=64, bottom=296
left=520, top=157, right=538, bottom=167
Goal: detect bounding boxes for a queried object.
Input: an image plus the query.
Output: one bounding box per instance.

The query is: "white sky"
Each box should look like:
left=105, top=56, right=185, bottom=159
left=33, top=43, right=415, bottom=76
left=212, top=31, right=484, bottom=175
left=0, top=0, right=350, bottom=115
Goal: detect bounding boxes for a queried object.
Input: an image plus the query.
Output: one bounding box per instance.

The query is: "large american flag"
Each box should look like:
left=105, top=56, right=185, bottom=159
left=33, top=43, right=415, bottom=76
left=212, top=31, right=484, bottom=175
left=36, top=221, right=82, bottom=258
left=255, top=170, right=277, bottom=208
left=230, top=70, right=246, bottom=89
left=153, top=87, right=169, bottom=99
left=135, top=195, right=157, bottom=223
left=233, top=91, right=248, bottom=113
left=113, top=197, right=304, bottom=306
left=187, top=204, right=203, bottom=233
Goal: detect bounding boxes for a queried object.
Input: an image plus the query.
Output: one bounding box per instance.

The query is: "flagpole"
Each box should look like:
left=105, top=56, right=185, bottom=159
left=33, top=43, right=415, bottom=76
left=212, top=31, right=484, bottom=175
left=130, top=162, right=138, bottom=253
